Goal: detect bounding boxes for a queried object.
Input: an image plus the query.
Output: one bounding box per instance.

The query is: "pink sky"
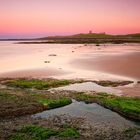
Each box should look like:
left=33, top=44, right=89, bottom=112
left=0, top=0, right=140, bottom=38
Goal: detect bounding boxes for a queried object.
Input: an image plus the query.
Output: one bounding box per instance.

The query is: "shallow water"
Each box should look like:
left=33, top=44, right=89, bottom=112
left=50, top=82, right=122, bottom=95
left=50, top=81, right=140, bottom=97
left=33, top=100, right=140, bottom=128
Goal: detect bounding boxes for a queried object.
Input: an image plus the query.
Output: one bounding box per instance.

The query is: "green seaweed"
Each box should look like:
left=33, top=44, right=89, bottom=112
left=8, top=124, right=80, bottom=140
left=4, top=79, right=82, bottom=89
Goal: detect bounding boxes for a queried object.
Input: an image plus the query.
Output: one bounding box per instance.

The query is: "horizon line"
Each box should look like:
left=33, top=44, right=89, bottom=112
left=0, top=32, right=140, bottom=40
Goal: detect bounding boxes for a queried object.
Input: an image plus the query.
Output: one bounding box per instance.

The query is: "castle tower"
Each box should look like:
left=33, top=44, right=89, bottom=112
left=89, top=30, right=92, bottom=34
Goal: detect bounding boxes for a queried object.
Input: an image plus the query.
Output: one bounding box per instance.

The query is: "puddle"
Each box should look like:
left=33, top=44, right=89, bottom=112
left=49, top=82, right=122, bottom=95
left=33, top=100, right=140, bottom=128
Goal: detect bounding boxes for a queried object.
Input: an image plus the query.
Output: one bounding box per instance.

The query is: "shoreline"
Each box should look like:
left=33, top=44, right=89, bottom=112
left=0, top=42, right=140, bottom=98
left=0, top=78, right=140, bottom=139
left=17, top=37, right=140, bottom=44
left=0, top=52, right=139, bottom=81
left=0, top=43, right=140, bottom=82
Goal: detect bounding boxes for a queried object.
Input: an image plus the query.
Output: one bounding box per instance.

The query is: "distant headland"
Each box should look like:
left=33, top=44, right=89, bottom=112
left=1, top=32, right=140, bottom=44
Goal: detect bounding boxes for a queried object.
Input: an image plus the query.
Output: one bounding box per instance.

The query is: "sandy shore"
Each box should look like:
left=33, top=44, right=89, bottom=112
left=0, top=67, right=69, bottom=78
left=116, top=83, right=140, bottom=97
left=70, top=52, right=140, bottom=80
left=0, top=42, right=140, bottom=81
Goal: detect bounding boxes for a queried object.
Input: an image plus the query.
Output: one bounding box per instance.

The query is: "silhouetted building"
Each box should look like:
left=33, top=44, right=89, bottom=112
left=89, top=30, right=92, bottom=34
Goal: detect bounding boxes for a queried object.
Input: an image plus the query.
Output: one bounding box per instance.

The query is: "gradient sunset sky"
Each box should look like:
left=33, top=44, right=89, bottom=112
left=0, top=0, right=140, bottom=38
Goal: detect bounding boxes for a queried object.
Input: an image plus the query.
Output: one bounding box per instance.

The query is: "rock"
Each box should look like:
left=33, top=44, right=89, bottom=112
left=44, top=61, right=50, bottom=63
left=96, top=44, right=100, bottom=46
left=133, top=134, right=140, bottom=140
left=48, top=54, right=57, bottom=56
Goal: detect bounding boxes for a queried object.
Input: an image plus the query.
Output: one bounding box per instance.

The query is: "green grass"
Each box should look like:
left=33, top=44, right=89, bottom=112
left=59, top=124, right=80, bottom=138
left=0, top=90, right=72, bottom=118
left=8, top=125, right=80, bottom=140
left=8, top=125, right=58, bottom=140
left=73, top=92, right=140, bottom=120
left=103, top=96, right=140, bottom=114
left=4, top=79, right=82, bottom=89
left=31, top=93, right=72, bottom=109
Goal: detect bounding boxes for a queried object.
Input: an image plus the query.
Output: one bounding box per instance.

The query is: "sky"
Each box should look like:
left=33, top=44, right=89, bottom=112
left=0, top=0, right=140, bottom=39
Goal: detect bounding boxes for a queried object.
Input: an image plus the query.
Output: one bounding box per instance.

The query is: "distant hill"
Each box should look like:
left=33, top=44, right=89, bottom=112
left=40, top=33, right=140, bottom=39
left=0, top=33, right=140, bottom=41
left=17, top=33, right=140, bottom=44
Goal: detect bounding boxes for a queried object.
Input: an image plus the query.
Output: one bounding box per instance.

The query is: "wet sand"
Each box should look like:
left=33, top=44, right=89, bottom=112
left=0, top=42, right=140, bottom=81
left=0, top=67, right=69, bottom=78
left=116, top=83, right=140, bottom=97
left=70, top=52, right=140, bottom=80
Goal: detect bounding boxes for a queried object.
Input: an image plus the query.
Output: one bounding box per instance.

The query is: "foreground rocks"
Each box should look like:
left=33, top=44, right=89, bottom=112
left=0, top=115, right=140, bottom=140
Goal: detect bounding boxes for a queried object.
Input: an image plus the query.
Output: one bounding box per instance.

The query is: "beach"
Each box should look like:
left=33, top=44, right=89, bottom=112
left=1, top=0, right=140, bottom=139
left=0, top=42, right=140, bottom=98
left=0, top=42, right=140, bottom=139
left=0, top=42, right=140, bottom=81
left=70, top=52, right=140, bottom=80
